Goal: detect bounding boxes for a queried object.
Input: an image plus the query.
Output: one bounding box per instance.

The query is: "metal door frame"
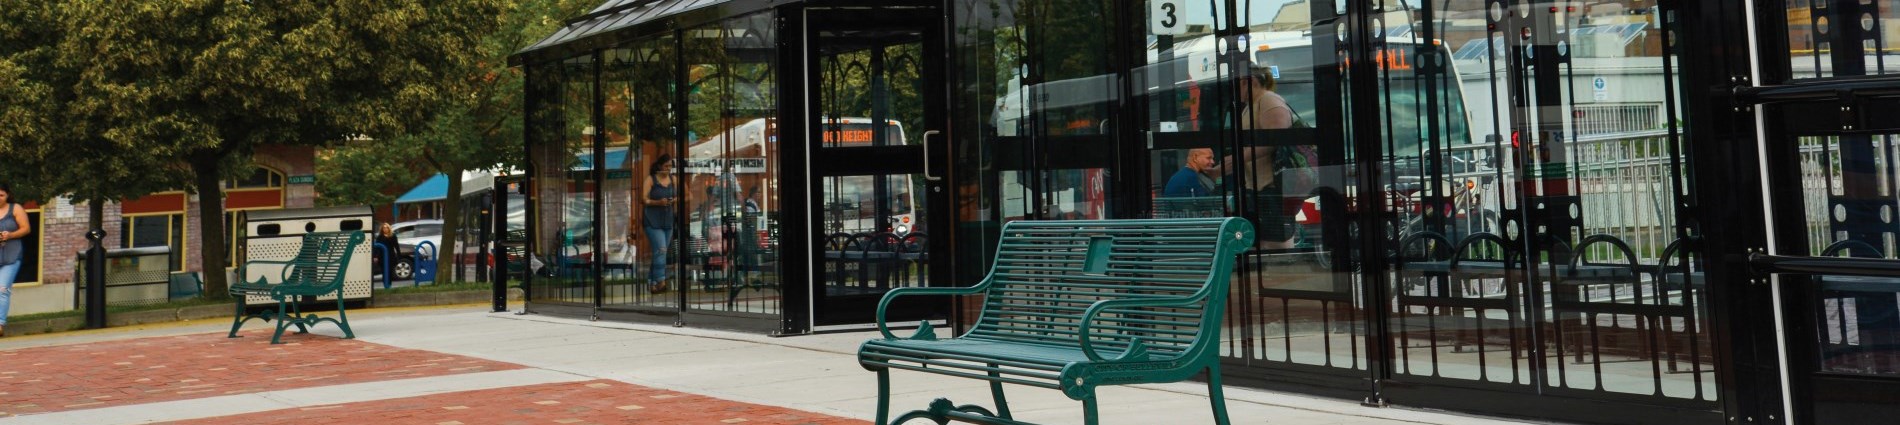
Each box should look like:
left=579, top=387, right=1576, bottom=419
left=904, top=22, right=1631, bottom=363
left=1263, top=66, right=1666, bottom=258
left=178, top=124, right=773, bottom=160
left=797, top=3, right=954, bottom=331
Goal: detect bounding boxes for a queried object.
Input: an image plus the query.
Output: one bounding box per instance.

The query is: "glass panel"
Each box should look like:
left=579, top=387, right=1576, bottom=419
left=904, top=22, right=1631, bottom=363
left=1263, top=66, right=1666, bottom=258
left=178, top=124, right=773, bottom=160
left=528, top=55, right=600, bottom=305
left=604, top=34, right=681, bottom=309
left=681, top=12, right=779, bottom=315
left=814, top=20, right=930, bottom=323
left=1783, top=0, right=1900, bottom=77
left=1353, top=0, right=1717, bottom=403
left=1798, top=134, right=1900, bottom=376
left=1383, top=1, right=1529, bottom=385
left=1210, top=0, right=1359, bottom=371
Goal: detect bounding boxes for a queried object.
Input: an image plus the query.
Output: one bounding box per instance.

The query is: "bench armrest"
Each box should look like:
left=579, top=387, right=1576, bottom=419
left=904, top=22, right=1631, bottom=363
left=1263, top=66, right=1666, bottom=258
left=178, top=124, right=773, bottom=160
left=238, top=260, right=300, bottom=283
left=875, top=280, right=991, bottom=340
left=1076, top=294, right=1209, bottom=362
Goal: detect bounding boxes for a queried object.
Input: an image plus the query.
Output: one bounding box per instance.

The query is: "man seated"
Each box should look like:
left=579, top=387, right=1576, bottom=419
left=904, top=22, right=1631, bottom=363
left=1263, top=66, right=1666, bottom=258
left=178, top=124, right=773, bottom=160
left=1162, top=148, right=1216, bottom=197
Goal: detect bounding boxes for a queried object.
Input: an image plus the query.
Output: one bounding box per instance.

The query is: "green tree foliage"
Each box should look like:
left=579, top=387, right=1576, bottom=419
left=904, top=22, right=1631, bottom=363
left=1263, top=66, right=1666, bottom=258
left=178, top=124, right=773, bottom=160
left=315, top=141, right=424, bottom=207
left=2, top=0, right=506, bottom=297
left=320, top=0, right=596, bottom=280
left=0, top=0, right=188, bottom=229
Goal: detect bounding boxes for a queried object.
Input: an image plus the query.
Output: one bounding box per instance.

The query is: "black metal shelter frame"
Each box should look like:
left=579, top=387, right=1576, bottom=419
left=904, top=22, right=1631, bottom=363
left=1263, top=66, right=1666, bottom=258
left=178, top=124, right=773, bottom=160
left=510, top=0, right=1900, bottom=423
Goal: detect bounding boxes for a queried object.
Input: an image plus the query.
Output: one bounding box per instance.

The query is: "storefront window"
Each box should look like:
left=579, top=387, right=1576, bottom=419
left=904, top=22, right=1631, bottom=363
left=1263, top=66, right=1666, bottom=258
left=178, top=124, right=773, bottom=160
left=122, top=214, right=185, bottom=271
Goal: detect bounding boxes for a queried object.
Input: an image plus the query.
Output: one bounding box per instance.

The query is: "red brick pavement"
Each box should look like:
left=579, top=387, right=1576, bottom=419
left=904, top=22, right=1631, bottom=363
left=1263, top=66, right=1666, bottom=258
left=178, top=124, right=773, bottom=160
left=0, top=330, right=521, bottom=417
left=170, top=379, right=868, bottom=425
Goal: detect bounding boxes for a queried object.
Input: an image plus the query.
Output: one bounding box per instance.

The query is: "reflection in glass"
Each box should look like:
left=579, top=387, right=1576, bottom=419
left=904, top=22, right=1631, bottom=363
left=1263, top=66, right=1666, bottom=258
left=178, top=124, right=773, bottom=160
left=1799, top=135, right=1900, bottom=376
left=678, top=12, right=780, bottom=315
left=602, top=34, right=680, bottom=310
left=527, top=55, right=601, bottom=306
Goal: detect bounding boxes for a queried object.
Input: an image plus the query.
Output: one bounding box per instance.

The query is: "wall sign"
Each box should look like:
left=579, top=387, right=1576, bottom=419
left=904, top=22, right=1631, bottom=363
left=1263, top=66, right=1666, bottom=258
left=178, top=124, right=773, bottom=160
left=1150, top=0, right=1185, bottom=35
left=288, top=175, right=316, bottom=185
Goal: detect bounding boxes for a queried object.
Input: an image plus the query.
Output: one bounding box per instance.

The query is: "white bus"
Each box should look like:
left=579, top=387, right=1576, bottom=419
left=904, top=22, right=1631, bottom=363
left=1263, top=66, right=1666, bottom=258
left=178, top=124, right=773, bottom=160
left=683, top=117, right=918, bottom=237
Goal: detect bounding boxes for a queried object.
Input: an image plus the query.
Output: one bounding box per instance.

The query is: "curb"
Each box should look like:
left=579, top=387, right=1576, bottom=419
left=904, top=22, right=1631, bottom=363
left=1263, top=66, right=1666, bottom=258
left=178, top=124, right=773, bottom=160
left=370, top=288, right=524, bottom=308
left=3, top=289, right=522, bottom=338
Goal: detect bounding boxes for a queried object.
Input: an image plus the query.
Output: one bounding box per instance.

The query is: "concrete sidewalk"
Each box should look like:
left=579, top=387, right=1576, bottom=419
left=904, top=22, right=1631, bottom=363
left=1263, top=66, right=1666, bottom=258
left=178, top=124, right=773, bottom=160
left=0, top=305, right=1549, bottom=424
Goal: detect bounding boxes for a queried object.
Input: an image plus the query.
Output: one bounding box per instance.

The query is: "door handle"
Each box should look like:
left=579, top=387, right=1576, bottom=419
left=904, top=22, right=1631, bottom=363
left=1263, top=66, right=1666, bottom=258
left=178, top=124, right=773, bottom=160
left=922, top=130, right=942, bottom=181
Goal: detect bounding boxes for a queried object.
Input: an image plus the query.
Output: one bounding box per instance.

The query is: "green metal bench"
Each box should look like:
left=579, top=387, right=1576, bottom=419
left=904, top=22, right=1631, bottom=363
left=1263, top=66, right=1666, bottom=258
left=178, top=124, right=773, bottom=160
left=228, top=231, right=366, bottom=344
left=858, top=218, right=1254, bottom=425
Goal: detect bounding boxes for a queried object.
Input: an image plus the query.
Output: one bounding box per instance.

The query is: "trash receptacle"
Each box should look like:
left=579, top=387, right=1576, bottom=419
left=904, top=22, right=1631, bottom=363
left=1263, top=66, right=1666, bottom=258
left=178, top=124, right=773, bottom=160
left=243, top=206, right=374, bottom=303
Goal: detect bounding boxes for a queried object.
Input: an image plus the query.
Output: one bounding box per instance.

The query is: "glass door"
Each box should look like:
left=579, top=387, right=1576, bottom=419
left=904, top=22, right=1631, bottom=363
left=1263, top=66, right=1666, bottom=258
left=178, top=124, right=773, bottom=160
left=806, top=6, right=951, bottom=327
left=1748, top=0, right=1900, bottom=420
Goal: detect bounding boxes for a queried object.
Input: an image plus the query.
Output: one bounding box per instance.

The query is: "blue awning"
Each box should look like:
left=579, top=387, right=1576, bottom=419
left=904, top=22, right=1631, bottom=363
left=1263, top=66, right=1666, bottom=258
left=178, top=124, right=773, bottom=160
left=574, top=147, right=630, bottom=171
left=394, top=173, right=449, bottom=205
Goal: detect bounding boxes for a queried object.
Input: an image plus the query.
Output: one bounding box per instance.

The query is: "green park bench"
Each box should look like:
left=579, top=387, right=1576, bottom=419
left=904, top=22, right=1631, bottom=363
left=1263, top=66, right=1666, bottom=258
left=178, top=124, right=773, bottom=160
left=858, top=218, right=1255, bottom=425
left=228, top=231, right=366, bottom=344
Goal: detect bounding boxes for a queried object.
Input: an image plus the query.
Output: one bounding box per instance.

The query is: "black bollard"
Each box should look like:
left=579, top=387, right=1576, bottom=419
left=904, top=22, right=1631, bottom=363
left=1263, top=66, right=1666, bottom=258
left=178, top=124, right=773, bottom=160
left=490, top=189, right=506, bottom=313
left=84, top=229, right=106, bottom=329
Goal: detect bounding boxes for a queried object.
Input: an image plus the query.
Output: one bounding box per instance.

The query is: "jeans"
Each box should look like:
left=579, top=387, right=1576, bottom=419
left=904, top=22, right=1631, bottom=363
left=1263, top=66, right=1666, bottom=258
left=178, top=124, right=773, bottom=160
left=645, top=227, right=672, bottom=283
left=0, top=260, right=17, bottom=325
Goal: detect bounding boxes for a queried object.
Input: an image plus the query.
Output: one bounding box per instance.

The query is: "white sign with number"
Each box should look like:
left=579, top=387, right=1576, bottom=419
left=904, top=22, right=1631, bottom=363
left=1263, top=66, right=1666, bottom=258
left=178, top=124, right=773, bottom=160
left=1151, top=0, right=1185, bottom=35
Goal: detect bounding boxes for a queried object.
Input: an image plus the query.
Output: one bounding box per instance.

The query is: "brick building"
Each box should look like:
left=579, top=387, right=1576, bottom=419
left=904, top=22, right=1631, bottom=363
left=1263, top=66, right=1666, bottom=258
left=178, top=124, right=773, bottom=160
left=9, top=146, right=317, bottom=315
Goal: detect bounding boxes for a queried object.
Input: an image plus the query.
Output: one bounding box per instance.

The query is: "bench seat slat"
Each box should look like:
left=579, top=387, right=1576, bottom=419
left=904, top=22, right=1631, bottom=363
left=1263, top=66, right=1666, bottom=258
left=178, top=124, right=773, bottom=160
left=991, top=284, right=1194, bottom=296
left=997, top=250, right=1215, bottom=259
left=861, top=344, right=1068, bottom=373
left=995, top=265, right=1214, bottom=275
left=867, top=362, right=1062, bottom=390
left=985, top=295, right=1205, bottom=311
left=867, top=339, right=1143, bottom=367
left=994, top=274, right=1207, bottom=286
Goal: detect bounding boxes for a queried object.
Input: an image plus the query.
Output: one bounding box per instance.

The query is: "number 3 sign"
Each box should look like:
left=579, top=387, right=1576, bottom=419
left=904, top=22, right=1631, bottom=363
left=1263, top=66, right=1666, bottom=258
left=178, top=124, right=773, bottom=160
left=1151, top=0, right=1185, bottom=35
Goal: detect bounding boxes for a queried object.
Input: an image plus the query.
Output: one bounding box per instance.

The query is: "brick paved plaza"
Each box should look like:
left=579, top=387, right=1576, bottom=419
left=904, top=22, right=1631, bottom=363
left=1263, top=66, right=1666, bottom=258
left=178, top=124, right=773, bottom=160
left=0, top=305, right=1532, bottom=425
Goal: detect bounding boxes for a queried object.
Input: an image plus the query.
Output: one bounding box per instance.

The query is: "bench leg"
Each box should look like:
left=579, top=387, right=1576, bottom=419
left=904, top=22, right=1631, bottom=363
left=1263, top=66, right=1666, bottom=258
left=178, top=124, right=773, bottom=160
left=227, top=295, right=253, bottom=338
left=1082, top=395, right=1100, bottom=425
left=875, top=369, right=891, bottom=425
left=334, top=295, right=355, bottom=339
left=1205, top=365, right=1232, bottom=425
left=270, top=299, right=293, bottom=344
left=289, top=300, right=310, bottom=335
left=986, top=365, right=1013, bottom=420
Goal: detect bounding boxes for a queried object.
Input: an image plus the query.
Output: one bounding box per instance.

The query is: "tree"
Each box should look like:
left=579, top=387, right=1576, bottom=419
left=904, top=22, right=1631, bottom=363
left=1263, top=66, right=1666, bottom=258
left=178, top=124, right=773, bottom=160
left=319, top=0, right=596, bottom=282
left=0, top=0, right=187, bottom=236
left=46, top=0, right=505, bottom=297
left=314, top=141, right=427, bottom=208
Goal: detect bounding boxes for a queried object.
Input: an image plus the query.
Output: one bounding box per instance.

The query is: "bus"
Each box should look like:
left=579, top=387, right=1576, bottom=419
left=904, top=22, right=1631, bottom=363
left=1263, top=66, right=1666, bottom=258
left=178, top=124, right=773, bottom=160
left=683, top=117, right=917, bottom=238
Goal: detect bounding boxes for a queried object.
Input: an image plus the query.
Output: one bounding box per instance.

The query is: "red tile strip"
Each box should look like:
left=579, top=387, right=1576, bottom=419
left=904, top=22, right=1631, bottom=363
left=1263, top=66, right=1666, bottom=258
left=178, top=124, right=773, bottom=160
left=0, top=331, right=521, bottom=417
left=168, top=379, right=867, bottom=425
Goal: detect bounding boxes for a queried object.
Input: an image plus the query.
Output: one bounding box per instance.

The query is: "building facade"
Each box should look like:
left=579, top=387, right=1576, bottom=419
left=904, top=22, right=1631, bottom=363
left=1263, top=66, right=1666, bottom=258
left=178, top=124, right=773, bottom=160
left=511, top=0, right=1900, bottom=423
left=9, top=146, right=315, bottom=315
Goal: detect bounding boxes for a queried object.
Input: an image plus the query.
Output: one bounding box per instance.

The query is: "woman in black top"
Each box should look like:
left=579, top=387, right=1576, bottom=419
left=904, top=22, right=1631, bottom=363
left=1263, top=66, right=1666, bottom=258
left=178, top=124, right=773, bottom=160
left=642, top=156, right=679, bottom=293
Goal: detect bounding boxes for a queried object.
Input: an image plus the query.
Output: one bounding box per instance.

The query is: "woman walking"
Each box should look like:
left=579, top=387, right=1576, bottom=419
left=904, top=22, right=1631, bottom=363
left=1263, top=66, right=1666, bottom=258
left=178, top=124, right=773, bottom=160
left=0, top=184, right=32, bottom=336
left=643, top=156, right=679, bottom=293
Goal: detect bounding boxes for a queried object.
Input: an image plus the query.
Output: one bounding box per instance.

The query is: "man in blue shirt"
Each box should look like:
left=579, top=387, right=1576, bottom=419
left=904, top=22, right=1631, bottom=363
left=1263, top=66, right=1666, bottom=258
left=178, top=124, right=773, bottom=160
left=1162, top=148, right=1215, bottom=197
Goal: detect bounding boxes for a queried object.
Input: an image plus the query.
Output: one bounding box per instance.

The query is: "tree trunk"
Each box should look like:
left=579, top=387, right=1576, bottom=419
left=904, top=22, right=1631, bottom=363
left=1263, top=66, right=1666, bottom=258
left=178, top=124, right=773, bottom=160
left=440, top=168, right=463, bottom=283
left=191, top=155, right=230, bottom=298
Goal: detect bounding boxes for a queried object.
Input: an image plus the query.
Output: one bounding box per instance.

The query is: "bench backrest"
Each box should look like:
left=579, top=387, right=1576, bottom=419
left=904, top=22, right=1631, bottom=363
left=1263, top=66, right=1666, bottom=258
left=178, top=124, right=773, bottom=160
left=1151, top=196, right=1226, bottom=219
left=966, top=218, right=1253, bottom=360
left=283, top=231, right=366, bottom=289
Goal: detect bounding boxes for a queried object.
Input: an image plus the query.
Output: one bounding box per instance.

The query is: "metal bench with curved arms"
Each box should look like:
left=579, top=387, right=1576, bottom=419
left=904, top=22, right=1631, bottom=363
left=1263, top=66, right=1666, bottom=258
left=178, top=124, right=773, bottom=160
left=228, top=231, right=366, bottom=344
left=857, top=218, right=1255, bottom=425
